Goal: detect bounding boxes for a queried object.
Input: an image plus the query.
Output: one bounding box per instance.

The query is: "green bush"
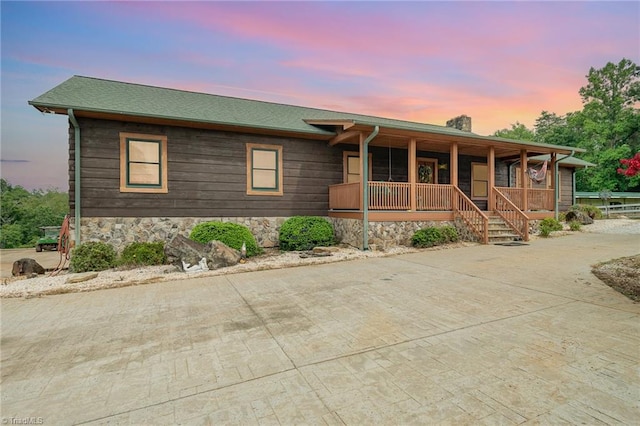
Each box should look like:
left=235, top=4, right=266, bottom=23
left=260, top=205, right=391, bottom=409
left=569, top=204, right=603, bottom=220
left=70, top=241, right=117, bottom=272
left=279, top=216, right=334, bottom=251
left=190, top=222, right=261, bottom=257
left=439, top=225, right=459, bottom=243
left=539, top=217, right=563, bottom=238
left=412, top=225, right=458, bottom=248
left=119, top=242, right=166, bottom=267
left=569, top=221, right=582, bottom=232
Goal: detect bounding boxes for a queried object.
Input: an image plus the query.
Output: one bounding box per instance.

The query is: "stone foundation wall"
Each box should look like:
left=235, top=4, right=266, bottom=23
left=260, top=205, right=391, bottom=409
left=74, top=216, right=466, bottom=253
left=368, top=220, right=455, bottom=250
left=453, top=218, right=481, bottom=243
left=74, top=217, right=288, bottom=253
left=329, top=218, right=364, bottom=249
left=330, top=218, right=456, bottom=250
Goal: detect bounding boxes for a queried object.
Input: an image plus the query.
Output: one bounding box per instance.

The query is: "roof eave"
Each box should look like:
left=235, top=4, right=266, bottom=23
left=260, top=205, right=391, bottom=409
left=28, top=102, right=336, bottom=138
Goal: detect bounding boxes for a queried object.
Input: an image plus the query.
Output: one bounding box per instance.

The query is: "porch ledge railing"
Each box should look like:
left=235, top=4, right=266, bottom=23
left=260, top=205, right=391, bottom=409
left=492, top=187, right=530, bottom=241
left=496, top=187, right=554, bottom=211
left=369, top=182, right=411, bottom=210
left=453, top=187, right=489, bottom=244
left=330, top=182, right=456, bottom=211
left=329, top=182, right=360, bottom=210
left=417, top=184, right=453, bottom=210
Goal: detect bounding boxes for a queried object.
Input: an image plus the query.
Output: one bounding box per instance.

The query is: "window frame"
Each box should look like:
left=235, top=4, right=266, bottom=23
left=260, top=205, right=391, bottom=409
left=343, top=151, right=372, bottom=183
left=471, top=162, right=489, bottom=199
left=246, top=143, right=283, bottom=196
left=119, top=132, right=168, bottom=193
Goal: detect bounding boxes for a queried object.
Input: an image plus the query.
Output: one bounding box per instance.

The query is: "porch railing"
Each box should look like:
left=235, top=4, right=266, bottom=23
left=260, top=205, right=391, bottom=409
left=329, top=182, right=360, bottom=210
left=453, top=187, right=489, bottom=244
left=417, top=184, right=453, bottom=210
left=369, top=182, right=410, bottom=210
left=492, top=188, right=529, bottom=241
left=495, top=187, right=554, bottom=211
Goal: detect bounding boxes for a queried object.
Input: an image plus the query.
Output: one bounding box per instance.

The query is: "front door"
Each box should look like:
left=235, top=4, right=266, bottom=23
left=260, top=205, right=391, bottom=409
left=417, top=158, right=438, bottom=184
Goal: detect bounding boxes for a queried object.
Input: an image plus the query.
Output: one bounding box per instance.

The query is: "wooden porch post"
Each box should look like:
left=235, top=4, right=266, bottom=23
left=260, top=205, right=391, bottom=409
left=520, top=150, right=528, bottom=211
left=409, top=138, right=417, bottom=211
left=359, top=132, right=365, bottom=210
left=488, top=146, right=495, bottom=211
left=450, top=142, right=458, bottom=186
left=550, top=152, right=557, bottom=209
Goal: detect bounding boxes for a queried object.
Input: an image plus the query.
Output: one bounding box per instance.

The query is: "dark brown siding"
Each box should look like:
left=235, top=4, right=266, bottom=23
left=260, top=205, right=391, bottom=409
left=70, top=118, right=343, bottom=217
left=559, top=167, right=574, bottom=211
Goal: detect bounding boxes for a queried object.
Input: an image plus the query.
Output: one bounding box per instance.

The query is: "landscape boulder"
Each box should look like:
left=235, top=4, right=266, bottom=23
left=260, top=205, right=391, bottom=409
left=165, top=234, right=241, bottom=271
left=12, top=258, right=46, bottom=277
left=207, top=240, right=242, bottom=269
left=565, top=210, right=594, bottom=225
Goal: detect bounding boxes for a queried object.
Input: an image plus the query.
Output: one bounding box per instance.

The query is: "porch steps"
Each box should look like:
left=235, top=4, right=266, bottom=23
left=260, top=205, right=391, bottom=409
left=487, top=215, right=520, bottom=243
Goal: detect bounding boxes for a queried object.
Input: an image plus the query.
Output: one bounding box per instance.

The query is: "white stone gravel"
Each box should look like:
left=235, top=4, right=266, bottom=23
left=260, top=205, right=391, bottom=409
left=0, top=245, right=427, bottom=299
left=580, top=217, right=640, bottom=234
left=3, top=218, right=636, bottom=299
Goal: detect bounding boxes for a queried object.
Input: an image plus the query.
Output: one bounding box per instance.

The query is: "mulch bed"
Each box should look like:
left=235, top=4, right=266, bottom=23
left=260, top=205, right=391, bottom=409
left=592, top=254, right=640, bottom=302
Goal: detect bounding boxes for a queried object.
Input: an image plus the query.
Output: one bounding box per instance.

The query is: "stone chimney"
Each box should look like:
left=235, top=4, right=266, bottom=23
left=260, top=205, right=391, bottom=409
left=446, top=115, right=472, bottom=132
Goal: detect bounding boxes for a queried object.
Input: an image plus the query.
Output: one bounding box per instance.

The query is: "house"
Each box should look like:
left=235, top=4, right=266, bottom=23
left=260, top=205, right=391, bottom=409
left=29, top=76, right=590, bottom=250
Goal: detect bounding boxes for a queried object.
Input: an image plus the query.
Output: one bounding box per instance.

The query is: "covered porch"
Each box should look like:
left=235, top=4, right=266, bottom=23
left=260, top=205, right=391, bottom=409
left=319, top=119, right=578, bottom=244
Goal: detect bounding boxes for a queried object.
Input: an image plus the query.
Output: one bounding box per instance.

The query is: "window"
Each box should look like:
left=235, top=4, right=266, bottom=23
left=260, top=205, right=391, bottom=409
left=471, top=163, right=488, bottom=198
left=246, top=143, right=283, bottom=196
left=120, top=133, right=167, bottom=193
left=343, top=151, right=372, bottom=183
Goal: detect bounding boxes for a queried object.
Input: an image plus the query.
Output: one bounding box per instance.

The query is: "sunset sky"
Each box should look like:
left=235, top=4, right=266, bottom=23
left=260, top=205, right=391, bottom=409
left=1, top=1, right=638, bottom=191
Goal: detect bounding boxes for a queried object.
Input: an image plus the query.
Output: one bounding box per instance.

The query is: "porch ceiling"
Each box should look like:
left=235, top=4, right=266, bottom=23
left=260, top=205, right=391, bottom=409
left=332, top=124, right=580, bottom=158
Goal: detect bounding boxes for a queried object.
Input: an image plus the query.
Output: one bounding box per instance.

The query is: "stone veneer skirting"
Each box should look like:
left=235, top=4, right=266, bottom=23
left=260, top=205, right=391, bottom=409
left=75, top=216, right=468, bottom=252
left=75, top=217, right=288, bottom=253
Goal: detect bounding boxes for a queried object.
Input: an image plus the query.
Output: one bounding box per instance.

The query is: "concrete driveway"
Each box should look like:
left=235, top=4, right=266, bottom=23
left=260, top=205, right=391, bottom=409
left=1, top=231, right=639, bottom=425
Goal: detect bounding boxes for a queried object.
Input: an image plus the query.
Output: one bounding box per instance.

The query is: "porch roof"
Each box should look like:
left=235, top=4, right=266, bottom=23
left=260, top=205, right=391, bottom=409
left=30, top=75, right=584, bottom=157
left=528, top=154, right=595, bottom=168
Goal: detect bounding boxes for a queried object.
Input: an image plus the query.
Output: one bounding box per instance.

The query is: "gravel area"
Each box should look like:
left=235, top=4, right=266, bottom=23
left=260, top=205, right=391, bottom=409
left=580, top=217, right=640, bottom=234
left=0, top=245, right=436, bottom=299
left=3, top=218, right=637, bottom=299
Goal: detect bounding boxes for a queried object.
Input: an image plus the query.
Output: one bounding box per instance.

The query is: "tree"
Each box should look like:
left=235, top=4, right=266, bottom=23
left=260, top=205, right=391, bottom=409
left=527, top=59, right=640, bottom=192
left=533, top=111, right=583, bottom=147
left=493, top=122, right=535, bottom=141
left=618, top=152, right=640, bottom=177
left=578, top=58, right=640, bottom=151
left=0, top=179, right=69, bottom=248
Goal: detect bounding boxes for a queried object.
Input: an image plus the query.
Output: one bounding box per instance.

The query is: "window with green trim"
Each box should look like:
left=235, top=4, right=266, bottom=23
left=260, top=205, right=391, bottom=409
left=246, top=143, right=283, bottom=196
left=120, top=133, right=168, bottom=193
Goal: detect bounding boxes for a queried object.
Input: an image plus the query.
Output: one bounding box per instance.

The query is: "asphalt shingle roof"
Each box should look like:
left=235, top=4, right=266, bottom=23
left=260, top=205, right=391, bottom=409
left=29, top=75, right=584, bottom=154
left=31, top=75, right=469, bottom=137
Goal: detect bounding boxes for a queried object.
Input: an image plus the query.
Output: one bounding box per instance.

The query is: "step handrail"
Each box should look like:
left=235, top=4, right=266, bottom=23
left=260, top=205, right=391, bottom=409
left=492, top=187, right=529, bottom=241
left=452, top=187, right=489, bottom=244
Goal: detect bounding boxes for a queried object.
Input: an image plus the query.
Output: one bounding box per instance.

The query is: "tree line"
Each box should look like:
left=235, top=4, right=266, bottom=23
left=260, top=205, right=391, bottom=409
left=492, top=58, right=640, bottom=192
left=1, top=179, right=69, bottom=249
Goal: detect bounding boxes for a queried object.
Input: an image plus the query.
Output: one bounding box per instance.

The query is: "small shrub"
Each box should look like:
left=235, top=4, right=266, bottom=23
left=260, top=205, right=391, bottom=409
left=279, top=216, right=334, bottom=251
left=439, top=225, right=459, bottom=243
left=190, top=222, right=261, bottom=257
left=539, top=217, right=563, bottom=238
left=569, top=221, right=582, bottom=232
left=411, top=226, right=458, bottom=248
left=569, top=204, right=603, bottom=220
left=70, top=241, right=117, bottom=272
left=119, top=242, right=167, bottom=266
